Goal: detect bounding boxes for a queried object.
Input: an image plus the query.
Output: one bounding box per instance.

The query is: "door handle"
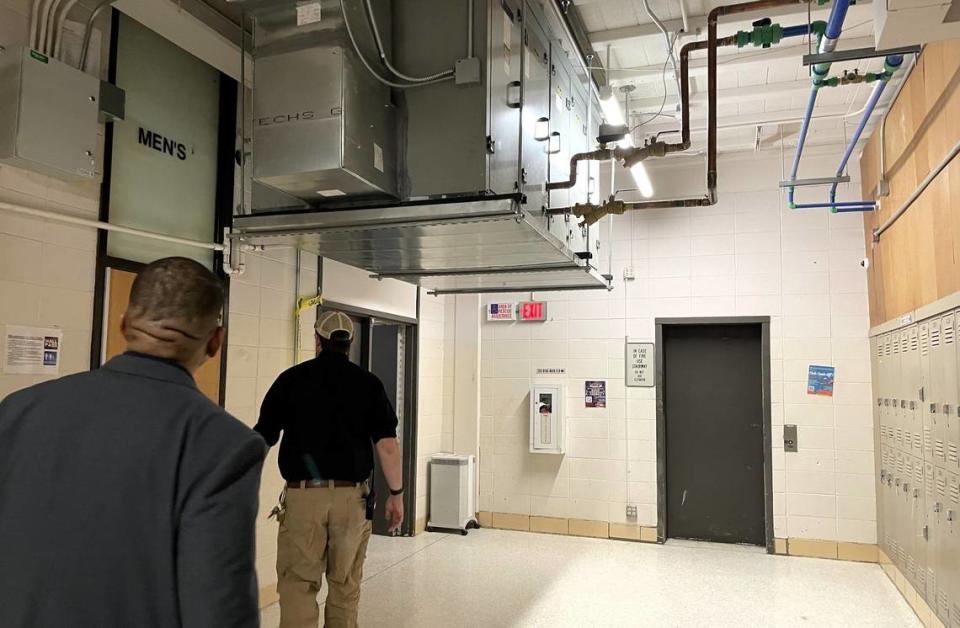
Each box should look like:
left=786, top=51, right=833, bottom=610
left=506, top=81, right=522, bottom=109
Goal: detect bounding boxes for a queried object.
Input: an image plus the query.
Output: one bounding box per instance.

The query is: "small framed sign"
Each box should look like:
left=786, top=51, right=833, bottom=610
left=487, top=303, right=516, bottom=321
left=626, top=341, right=655, bottom=387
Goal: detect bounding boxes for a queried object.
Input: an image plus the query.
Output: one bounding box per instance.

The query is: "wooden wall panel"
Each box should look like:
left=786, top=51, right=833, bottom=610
left=104, top=268, right=222, bottom=402
left=861, top=39, right=960, bottom=326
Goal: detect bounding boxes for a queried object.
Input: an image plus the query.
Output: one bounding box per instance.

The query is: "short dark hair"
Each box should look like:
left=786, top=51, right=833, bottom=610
left=320, top=330, right=352, bottom=354
left=128, top=257, right=224, bottom=327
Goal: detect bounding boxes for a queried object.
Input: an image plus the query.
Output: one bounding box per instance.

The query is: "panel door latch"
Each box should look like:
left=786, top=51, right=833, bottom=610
left=486, top=136, right=496, bottom=155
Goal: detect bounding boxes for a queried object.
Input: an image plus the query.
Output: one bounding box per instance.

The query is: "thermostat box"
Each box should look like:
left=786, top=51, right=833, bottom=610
left=0, top=47, right=100, bottom=181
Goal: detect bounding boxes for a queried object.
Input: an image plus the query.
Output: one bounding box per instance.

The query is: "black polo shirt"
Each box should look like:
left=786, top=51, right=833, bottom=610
left=254, top=351, right=398, bottom=482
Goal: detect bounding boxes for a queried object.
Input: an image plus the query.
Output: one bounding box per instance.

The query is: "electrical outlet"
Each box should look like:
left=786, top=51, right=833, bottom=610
left=626, top=504, right=638, bottom=520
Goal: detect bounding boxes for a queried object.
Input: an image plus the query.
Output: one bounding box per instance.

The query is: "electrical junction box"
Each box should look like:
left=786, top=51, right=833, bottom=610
left=0, top=48, right=100, bottom=181
left=531, top=384, right=565, bottom=454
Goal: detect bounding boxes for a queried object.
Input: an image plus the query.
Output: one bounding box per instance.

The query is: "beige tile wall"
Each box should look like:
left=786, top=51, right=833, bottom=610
left=478, top=148, right=877, bottom=544
left=224, top=248, right=318, bottom=591
left=415, top=294, right=451, bottom=523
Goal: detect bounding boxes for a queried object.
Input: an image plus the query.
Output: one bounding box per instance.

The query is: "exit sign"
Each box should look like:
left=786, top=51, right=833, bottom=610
left=519, top=301, right=547, bottom=321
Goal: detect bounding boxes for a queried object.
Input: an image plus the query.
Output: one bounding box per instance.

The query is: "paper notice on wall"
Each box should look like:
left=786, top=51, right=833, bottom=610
left=296, top=2, right=322, bottom=26
left=373, top=143, right=384, bottom=172
left=807, top=364, right=835, bottom=397
left=626, top=342, right=655, bottom=387
left=585, top=380, right=606, bottom=408
left=4, top=325, right=63, bottom=375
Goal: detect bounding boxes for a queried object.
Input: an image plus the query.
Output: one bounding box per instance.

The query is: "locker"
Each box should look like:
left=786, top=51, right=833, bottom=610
left=892, top=331, right=904, bottom=453
left=880, top=446, right=893, bottom=557
left=907, top=326, right=924, bottom=458
left=932, top=318, right=949, bottom=466
left=892, top=451, right=906, bottom=569
left=948, top=313, right=960, bottom=472
left=946, top=472, right=959, bottom=627
left=874, top=335, right=888, bottom=448
left=921, top=322, right=936, bottom=461
left=933, top=467, right=952, bottom=621
left=927, top=461, right=939, bottom=604
left=912, top=457, right=928, bottom=595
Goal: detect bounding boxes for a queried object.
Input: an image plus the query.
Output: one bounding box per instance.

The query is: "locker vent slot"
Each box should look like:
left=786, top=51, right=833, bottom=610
left=926, top=429, right=934, bottom=452
left=914, top=432, right=923, bottom=452
left=876, top=340, right=884, bottom=358
left=937, top=475, right=947, bottom=497
left=885, top=336, right=893, bottom=356
left=936, top=439, right=946, bottom=460
left=944, top=316, right=956, bottom=344
left=916, top=568, right=926, bottom=590
left=896, top=428, right=904, bottom=445
left=949, top=443, right=959, bottom=465
left=938, top=591, right=949, bottom=617
left=920, top=326, right=929, bottom=355
left=953, top=603, right=960, bottom=624
left=950, top=479, right=960, bottom=504
left=907, top=556, right=915, bottom=576
left=915, top=464, right=924, bottom=484
left=910, top=328, right=919, bottom=351
left=893, top=335, right=901, bottom=354
left=901, top=333, right=910, bottom=353
left=931, top=321, right=941, bottom=347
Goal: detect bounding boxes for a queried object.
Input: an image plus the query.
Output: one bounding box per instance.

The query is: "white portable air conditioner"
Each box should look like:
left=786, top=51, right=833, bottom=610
left=426, top=453, right=477, bottom=535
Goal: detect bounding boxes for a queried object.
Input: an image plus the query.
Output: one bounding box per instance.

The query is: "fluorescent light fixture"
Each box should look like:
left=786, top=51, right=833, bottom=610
left=316, top=189, right=346, bottom=197
left=599, top=87, right=625, bottom=126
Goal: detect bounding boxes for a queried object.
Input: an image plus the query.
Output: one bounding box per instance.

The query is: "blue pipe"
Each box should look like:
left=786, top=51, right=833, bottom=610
left=786, top=0, right=852, bottom=209
left=783, top=24, right=814, bottom=38
left=827, top=54, right=905, bottom=210
left=793, top=201, right=877, bottom=210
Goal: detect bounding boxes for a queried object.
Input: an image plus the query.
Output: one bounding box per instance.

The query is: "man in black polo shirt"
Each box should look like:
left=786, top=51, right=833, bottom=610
left=255, top=311, right=403, bottom=628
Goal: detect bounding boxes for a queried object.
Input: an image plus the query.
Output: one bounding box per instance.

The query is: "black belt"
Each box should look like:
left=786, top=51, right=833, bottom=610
left=287, top=479, right=362, bottom=489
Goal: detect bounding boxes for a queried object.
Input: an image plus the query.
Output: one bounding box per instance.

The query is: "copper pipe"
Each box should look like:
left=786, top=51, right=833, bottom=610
left=546, top=148, right=614, bottom=191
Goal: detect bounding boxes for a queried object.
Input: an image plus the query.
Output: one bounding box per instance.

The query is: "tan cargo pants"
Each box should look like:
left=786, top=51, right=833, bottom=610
left=276, top=485, right=372, bottom=628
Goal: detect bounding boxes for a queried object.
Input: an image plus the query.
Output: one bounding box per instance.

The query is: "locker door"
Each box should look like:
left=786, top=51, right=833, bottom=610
left=894, top=451, right=907, bottom=570
left=932, top=318, right=949, bottom=466
left=880, top=333, right=892, bottom=449
left=487, top=0, right=523, bottom=194
left=913, top=457, right=928, bottom=596
left=935, top=467, right=951, bottom=621
left=947, top=313, right=960, bottom=472
left=892, top=331, right=904, bottom=453
left=908, top=326, right=924, bottom=458
left=879, top=446, right=891, bottom=557
left=946, top=472, right=959, bottom=627
left=519, top=10, right=551, bottom=200
left=927, top=460, right=939, bottom=603
left=921, top=322, right=935, bottom=461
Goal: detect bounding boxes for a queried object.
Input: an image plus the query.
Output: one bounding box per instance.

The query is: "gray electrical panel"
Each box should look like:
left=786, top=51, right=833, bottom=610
left=873, top=308, right=960, bottom=626
left=0, top=47, right=100, bottom=181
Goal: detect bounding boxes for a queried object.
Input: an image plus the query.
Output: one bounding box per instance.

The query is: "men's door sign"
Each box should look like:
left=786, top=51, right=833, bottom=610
left=807, top=365, right=835, bottom=397
left=585, top=380, right=606, bottom=408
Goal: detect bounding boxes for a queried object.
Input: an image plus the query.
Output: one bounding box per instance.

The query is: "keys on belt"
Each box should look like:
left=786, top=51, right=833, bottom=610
left=287, top=479, right=362, bottom=489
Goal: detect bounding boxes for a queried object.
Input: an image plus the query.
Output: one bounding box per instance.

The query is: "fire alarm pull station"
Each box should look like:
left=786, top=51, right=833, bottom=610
left=530, top=384, right=564, bottom=454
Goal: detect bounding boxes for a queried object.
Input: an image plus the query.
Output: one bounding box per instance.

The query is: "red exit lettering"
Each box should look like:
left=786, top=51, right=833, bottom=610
left=519, top=301, right=546, bottom=321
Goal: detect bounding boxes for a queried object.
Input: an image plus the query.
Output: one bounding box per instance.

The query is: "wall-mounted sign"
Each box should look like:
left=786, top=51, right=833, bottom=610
left=536, top=367, right=565, bottom=375
left=807, top=365, right=835, bottom=397
left=487, top=303, right=516, bottom=321
left=137, top=127, right=187, bottom=161
left=626, top=342, right=655, bottom=387
left=519, top=301, right=547, bottom=322
left=585, top=380, right=606, bottom=408
left=4, top=325, right=62, bottom=375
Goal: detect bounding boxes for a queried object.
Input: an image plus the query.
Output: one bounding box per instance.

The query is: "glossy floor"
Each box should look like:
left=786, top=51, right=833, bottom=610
left=259, top=529, right=918, bottom=627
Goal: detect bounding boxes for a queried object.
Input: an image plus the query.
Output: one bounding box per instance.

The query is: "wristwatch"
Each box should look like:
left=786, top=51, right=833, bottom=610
left=389, top=486, right=404, bottom=496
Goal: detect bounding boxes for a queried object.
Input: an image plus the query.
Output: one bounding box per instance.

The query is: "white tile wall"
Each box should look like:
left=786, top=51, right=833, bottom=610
left=0, top=164, right=100, bottom=399
left=477, top=149, right=876, bottom=543
left=224, top=249, right=318, bottom=589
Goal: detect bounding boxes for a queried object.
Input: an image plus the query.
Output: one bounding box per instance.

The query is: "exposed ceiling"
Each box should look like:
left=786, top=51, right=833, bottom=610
left=198, top=0, right=904, bottom=157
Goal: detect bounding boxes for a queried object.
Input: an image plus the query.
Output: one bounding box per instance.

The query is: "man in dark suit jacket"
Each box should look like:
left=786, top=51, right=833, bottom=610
left=0, top=257, right=266, bottom=628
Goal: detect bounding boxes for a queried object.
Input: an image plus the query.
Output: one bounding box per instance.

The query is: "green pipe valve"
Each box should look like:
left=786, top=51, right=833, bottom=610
left=736, top=18, right=782, bottom=48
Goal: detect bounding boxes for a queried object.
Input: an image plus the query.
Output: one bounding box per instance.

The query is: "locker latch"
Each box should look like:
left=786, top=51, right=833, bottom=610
left=486, top=136, right=496, bottom=154
left=948, top=510, right=956, bottom=522
left=884, top=399, right=890, bottom=407
left=919, top=387, right=925, bottom=402
left=877, top=398, right=883, bottom=406
left=923, top=525, right=929, bottom=540
left=895, top=478, right=902, bottom=487
left=943, top=404, right=952, bottom=415
left=901, top=400, right=907, bottom=408
left=911, top=401, right=917, bottom=410
left=914, top=488, right=920, bottom=498
left=902, top=482, right=910, bottom=493
left=934, top=502, right=942, bottom=513
left=930, top=403, right=937, bottom=414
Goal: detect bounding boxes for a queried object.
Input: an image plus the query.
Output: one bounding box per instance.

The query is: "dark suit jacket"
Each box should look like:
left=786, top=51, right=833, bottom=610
left=0, top=353, right=266, bottom=628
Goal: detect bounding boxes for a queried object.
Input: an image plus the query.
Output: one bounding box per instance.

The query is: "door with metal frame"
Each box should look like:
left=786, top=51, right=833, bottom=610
left=662, top=322, right=766, bottom=546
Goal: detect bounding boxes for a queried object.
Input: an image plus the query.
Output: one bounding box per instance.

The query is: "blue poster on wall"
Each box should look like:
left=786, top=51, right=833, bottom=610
left=807, top=365, right=836, bottom=397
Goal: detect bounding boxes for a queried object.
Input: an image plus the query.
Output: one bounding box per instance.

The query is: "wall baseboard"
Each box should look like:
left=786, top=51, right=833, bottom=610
left=479, top=511, right=658, bottom=543
left=776, top=538, right=879, bottom=563
left=878, top=549, right=947, bottom=628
